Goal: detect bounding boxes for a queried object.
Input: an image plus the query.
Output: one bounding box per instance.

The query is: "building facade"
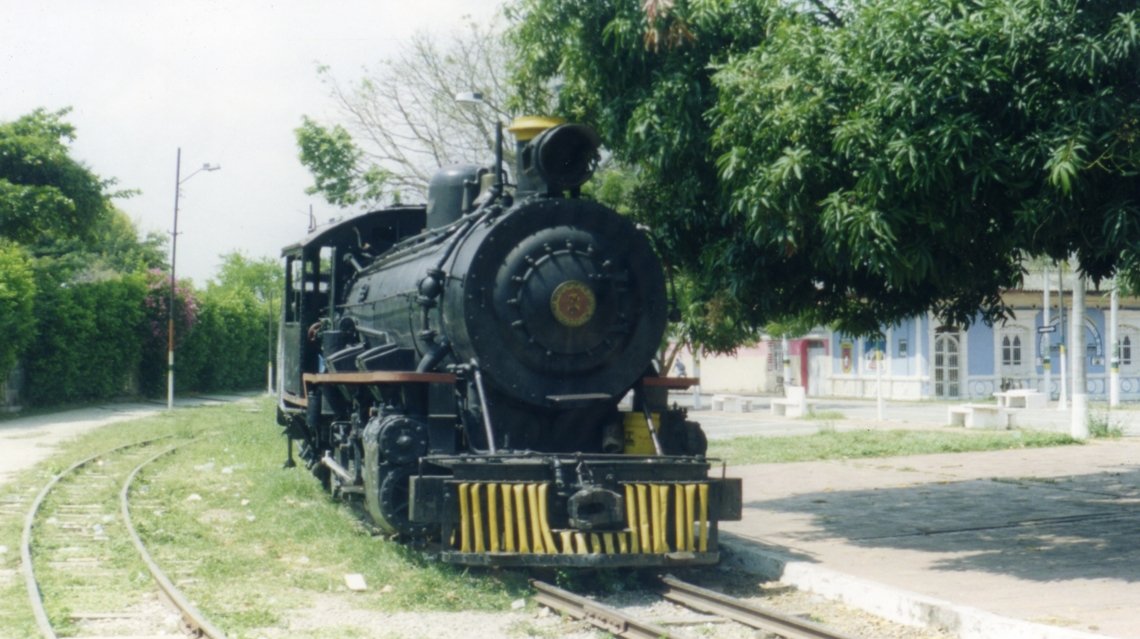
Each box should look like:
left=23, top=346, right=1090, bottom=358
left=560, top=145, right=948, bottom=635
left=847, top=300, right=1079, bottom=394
left=691, top=270, right=1140, bottom=401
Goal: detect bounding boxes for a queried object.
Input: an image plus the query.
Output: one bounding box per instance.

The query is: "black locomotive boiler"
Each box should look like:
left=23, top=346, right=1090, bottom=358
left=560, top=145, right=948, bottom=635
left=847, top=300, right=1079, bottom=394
left=276, top=116, right=741, bottom=567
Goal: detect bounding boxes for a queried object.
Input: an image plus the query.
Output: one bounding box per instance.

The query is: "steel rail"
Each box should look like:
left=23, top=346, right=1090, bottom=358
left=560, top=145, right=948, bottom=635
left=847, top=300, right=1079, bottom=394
left=659, top=575, right=859, bottom=639
left=121, top=443, right=230, bottom=639
left=20, top=438, right=170, bottom=639
left=530, top=579, right=677, bottom=639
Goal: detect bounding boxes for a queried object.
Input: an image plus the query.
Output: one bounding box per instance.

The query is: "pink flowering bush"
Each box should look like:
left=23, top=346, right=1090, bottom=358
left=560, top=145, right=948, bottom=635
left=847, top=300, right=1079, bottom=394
left=137, top=269, right=201, bottom=396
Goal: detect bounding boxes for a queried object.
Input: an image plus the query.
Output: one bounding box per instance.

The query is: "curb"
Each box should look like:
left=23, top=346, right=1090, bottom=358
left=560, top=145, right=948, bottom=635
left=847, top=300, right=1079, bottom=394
left=721, top=534, right=1112, bottom=639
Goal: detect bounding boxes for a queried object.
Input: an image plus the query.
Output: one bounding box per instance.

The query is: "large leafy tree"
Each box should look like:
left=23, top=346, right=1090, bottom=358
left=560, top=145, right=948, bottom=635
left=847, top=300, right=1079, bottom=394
left=0, top=109, right=146, bottom=389
left=713, top=0, right=1140, bottom=333
left=209, top=251, right=281, bottom=303
left=0, top=108, right=115, bottom=245
left=0, top=241, right=35, bottom=382
left=508, top=0, right=1140, bottom=339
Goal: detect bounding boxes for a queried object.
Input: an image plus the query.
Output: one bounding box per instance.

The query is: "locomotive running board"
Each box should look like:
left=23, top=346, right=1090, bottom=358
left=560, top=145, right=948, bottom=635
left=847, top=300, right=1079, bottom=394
left=303, top=371, right=456, bottom=385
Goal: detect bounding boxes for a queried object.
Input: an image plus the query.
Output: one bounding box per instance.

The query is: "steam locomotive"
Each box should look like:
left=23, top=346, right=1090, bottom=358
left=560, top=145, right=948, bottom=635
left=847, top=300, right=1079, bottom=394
left=276, top=116, right=741, bottom=567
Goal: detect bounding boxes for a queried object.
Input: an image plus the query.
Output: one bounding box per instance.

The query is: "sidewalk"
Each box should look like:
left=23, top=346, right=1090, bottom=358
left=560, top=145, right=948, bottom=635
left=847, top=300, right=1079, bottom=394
left=0, top=394, right=256, bottom=485
left=700, top=396, right=1140, bottom=639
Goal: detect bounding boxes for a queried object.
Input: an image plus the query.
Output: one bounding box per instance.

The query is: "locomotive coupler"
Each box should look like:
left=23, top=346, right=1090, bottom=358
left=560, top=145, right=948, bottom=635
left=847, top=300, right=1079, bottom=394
left=567, top=485, right=624, bottom=531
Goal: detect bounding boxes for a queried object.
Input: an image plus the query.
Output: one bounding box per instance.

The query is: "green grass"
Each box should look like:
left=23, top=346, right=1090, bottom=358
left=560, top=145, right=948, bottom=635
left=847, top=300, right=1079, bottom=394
left=801, top=408, right=845, bottom=421
left=706, top=429, right=1080, bottom=465
left=1089, top=411, right=1124, bottom=438
left=0, top=397, right=529, bottom=639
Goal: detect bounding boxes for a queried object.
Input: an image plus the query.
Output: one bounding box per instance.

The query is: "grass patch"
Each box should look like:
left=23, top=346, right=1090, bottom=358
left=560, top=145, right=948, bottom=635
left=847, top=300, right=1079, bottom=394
left=707, top=429, right=1080, bottom=465
left=1089, top=411, right=1124, bottom=438
left=0, top=397, right=530, bottom=639
left=802, top=408, right=845, bottom=421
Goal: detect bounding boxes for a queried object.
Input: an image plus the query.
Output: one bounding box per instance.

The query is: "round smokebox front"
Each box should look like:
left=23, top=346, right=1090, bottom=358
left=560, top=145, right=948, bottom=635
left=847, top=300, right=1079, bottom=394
left=463, top=199, right=666, bottom=406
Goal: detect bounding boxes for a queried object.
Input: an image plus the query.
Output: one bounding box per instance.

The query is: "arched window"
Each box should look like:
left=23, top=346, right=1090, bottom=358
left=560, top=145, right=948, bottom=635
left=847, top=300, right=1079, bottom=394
left=1002, top=335, right=1022, bottom=367
left=1122, top=336, right=1132, bottom=366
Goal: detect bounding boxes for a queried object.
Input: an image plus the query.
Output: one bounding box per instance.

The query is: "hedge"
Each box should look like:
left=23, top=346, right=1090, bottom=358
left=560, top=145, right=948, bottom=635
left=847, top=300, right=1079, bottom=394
left=19, top=269, right=273, bottom=407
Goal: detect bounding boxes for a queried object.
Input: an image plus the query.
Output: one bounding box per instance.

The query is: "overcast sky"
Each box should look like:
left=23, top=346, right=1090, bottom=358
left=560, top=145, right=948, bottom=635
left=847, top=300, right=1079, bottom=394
left=1, top=0, right=504, bottom=284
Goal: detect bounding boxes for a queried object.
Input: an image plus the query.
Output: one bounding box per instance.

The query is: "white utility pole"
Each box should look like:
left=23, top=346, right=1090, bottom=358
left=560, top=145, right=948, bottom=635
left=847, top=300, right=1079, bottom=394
left=876, top=348, right=885, bottom=420
left=1110, top=285, right=1120, bottom=407
left=1058, top=265, right=1068, bottom=411
left=781, top=336, right=791, bottom=391
left=1042, top=266, right=1051, bottom=398
left=1071, top=268, right=1089, bottom=439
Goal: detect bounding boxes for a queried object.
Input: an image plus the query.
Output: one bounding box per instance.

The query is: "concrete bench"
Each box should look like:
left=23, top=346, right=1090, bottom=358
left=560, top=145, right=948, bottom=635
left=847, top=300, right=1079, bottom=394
left=993, top=389, right=1047, bottom=409
left=947, top=403, right=1008, bottom=429
left=771, top=385, right=807, bottom=418
left=711, top=394, right=752, bottom=413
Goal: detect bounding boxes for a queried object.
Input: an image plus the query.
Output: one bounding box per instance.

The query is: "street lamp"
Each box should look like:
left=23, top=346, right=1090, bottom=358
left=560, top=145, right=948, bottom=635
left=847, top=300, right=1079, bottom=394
left=168, top=148, right=220, bottom=410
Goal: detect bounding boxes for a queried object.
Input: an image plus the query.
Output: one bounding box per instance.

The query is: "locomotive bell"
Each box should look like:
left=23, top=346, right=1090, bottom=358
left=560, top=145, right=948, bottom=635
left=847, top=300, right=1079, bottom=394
left=508, top=116, right=600, bottom=197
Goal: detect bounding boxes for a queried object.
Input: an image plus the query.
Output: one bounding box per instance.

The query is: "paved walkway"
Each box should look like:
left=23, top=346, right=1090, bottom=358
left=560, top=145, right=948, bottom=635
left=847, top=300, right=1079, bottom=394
left=688, top=395, right=1140, bottom=639
left=0, top=395, right=255, bottom=485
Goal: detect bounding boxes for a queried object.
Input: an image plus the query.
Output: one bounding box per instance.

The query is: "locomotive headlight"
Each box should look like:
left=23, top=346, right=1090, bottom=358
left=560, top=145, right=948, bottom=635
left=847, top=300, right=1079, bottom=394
left=523, top=123, right=600, bottom=193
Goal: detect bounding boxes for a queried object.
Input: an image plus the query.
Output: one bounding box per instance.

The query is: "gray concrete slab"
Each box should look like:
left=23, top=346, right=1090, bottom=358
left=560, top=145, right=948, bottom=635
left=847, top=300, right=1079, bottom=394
left=721, top=440, right=1140, bottom=639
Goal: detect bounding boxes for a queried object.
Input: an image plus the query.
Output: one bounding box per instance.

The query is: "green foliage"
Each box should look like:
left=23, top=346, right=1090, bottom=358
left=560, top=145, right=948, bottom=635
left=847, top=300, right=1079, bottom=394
left=295, top=116, right=388, bottom=207
left=1089, top=411, right=1123, bottom=438
left=712, top=0, right=1140, bottom=333
left=508, top=0, right=1140, bottom=339
left=0, top=241, right=35, bottom=382
left=21, top=269, right=146, bottom=405
left=0, top=109, right=271, bottom=406
left=31, top=208, right=167, bottom=282
left=210, top=251, right=281, bottom=303
left=178, top=287, right=265, bottom=393
left=0, top=108, right=113, bottom=245
left=88, top=208, right=167, bottom=273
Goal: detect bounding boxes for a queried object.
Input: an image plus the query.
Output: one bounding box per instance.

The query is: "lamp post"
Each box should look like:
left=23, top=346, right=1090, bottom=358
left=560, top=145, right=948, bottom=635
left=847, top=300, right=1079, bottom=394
left=168, top=148, right=220, bottom=410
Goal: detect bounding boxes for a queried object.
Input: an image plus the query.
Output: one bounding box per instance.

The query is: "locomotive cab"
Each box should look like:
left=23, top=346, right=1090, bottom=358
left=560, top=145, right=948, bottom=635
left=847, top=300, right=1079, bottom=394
left=277, top=207, right=427, bottom=409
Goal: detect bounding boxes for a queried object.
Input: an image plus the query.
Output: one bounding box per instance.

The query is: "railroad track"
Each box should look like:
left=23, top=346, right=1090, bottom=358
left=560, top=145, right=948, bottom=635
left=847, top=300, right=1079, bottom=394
left=20, top=437, right=227, bottom=639
left=532, top=575, right=859, bottom=639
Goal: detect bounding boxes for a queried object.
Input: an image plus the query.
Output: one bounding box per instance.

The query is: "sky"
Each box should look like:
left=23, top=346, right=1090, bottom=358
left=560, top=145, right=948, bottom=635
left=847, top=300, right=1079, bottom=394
left=1, top=0, right=504, bottom=284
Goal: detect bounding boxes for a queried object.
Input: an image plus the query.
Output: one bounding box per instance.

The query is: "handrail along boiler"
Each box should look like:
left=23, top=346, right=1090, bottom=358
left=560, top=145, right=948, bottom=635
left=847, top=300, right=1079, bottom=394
left=276, top=116, right=742, bottom=567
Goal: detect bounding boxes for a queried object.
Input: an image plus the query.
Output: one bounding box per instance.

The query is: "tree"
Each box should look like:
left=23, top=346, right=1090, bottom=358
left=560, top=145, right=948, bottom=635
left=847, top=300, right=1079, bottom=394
left=508, top=0, right=1140, bottom=338
left=209, top=251, right=281, bottom=303
left=209, top=251, right=283, bottom=387
left=298, top=18, right=512, bottom=207
left=0, top=108, right=116, bottom=246
left=712, top=0, right=1140, bottom=333
left=507, top=0, right=774, bottom=351
left=295, top=117, right=389, bottom=207
left=22, top=269, right=147, bottom=405
left=32, top=207, right=167, bottom=282
left=0, top=241, right=35, bottom=384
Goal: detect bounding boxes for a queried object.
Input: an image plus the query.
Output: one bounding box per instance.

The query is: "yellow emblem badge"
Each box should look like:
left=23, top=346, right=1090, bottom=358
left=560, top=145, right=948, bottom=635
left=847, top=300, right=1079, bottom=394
left=550, top=281, right=596, bottom=328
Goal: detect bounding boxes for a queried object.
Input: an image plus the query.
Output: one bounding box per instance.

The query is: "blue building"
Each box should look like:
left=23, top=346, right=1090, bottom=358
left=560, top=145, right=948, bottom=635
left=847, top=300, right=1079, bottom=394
left=824, top=272, right=1140, bottom=401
